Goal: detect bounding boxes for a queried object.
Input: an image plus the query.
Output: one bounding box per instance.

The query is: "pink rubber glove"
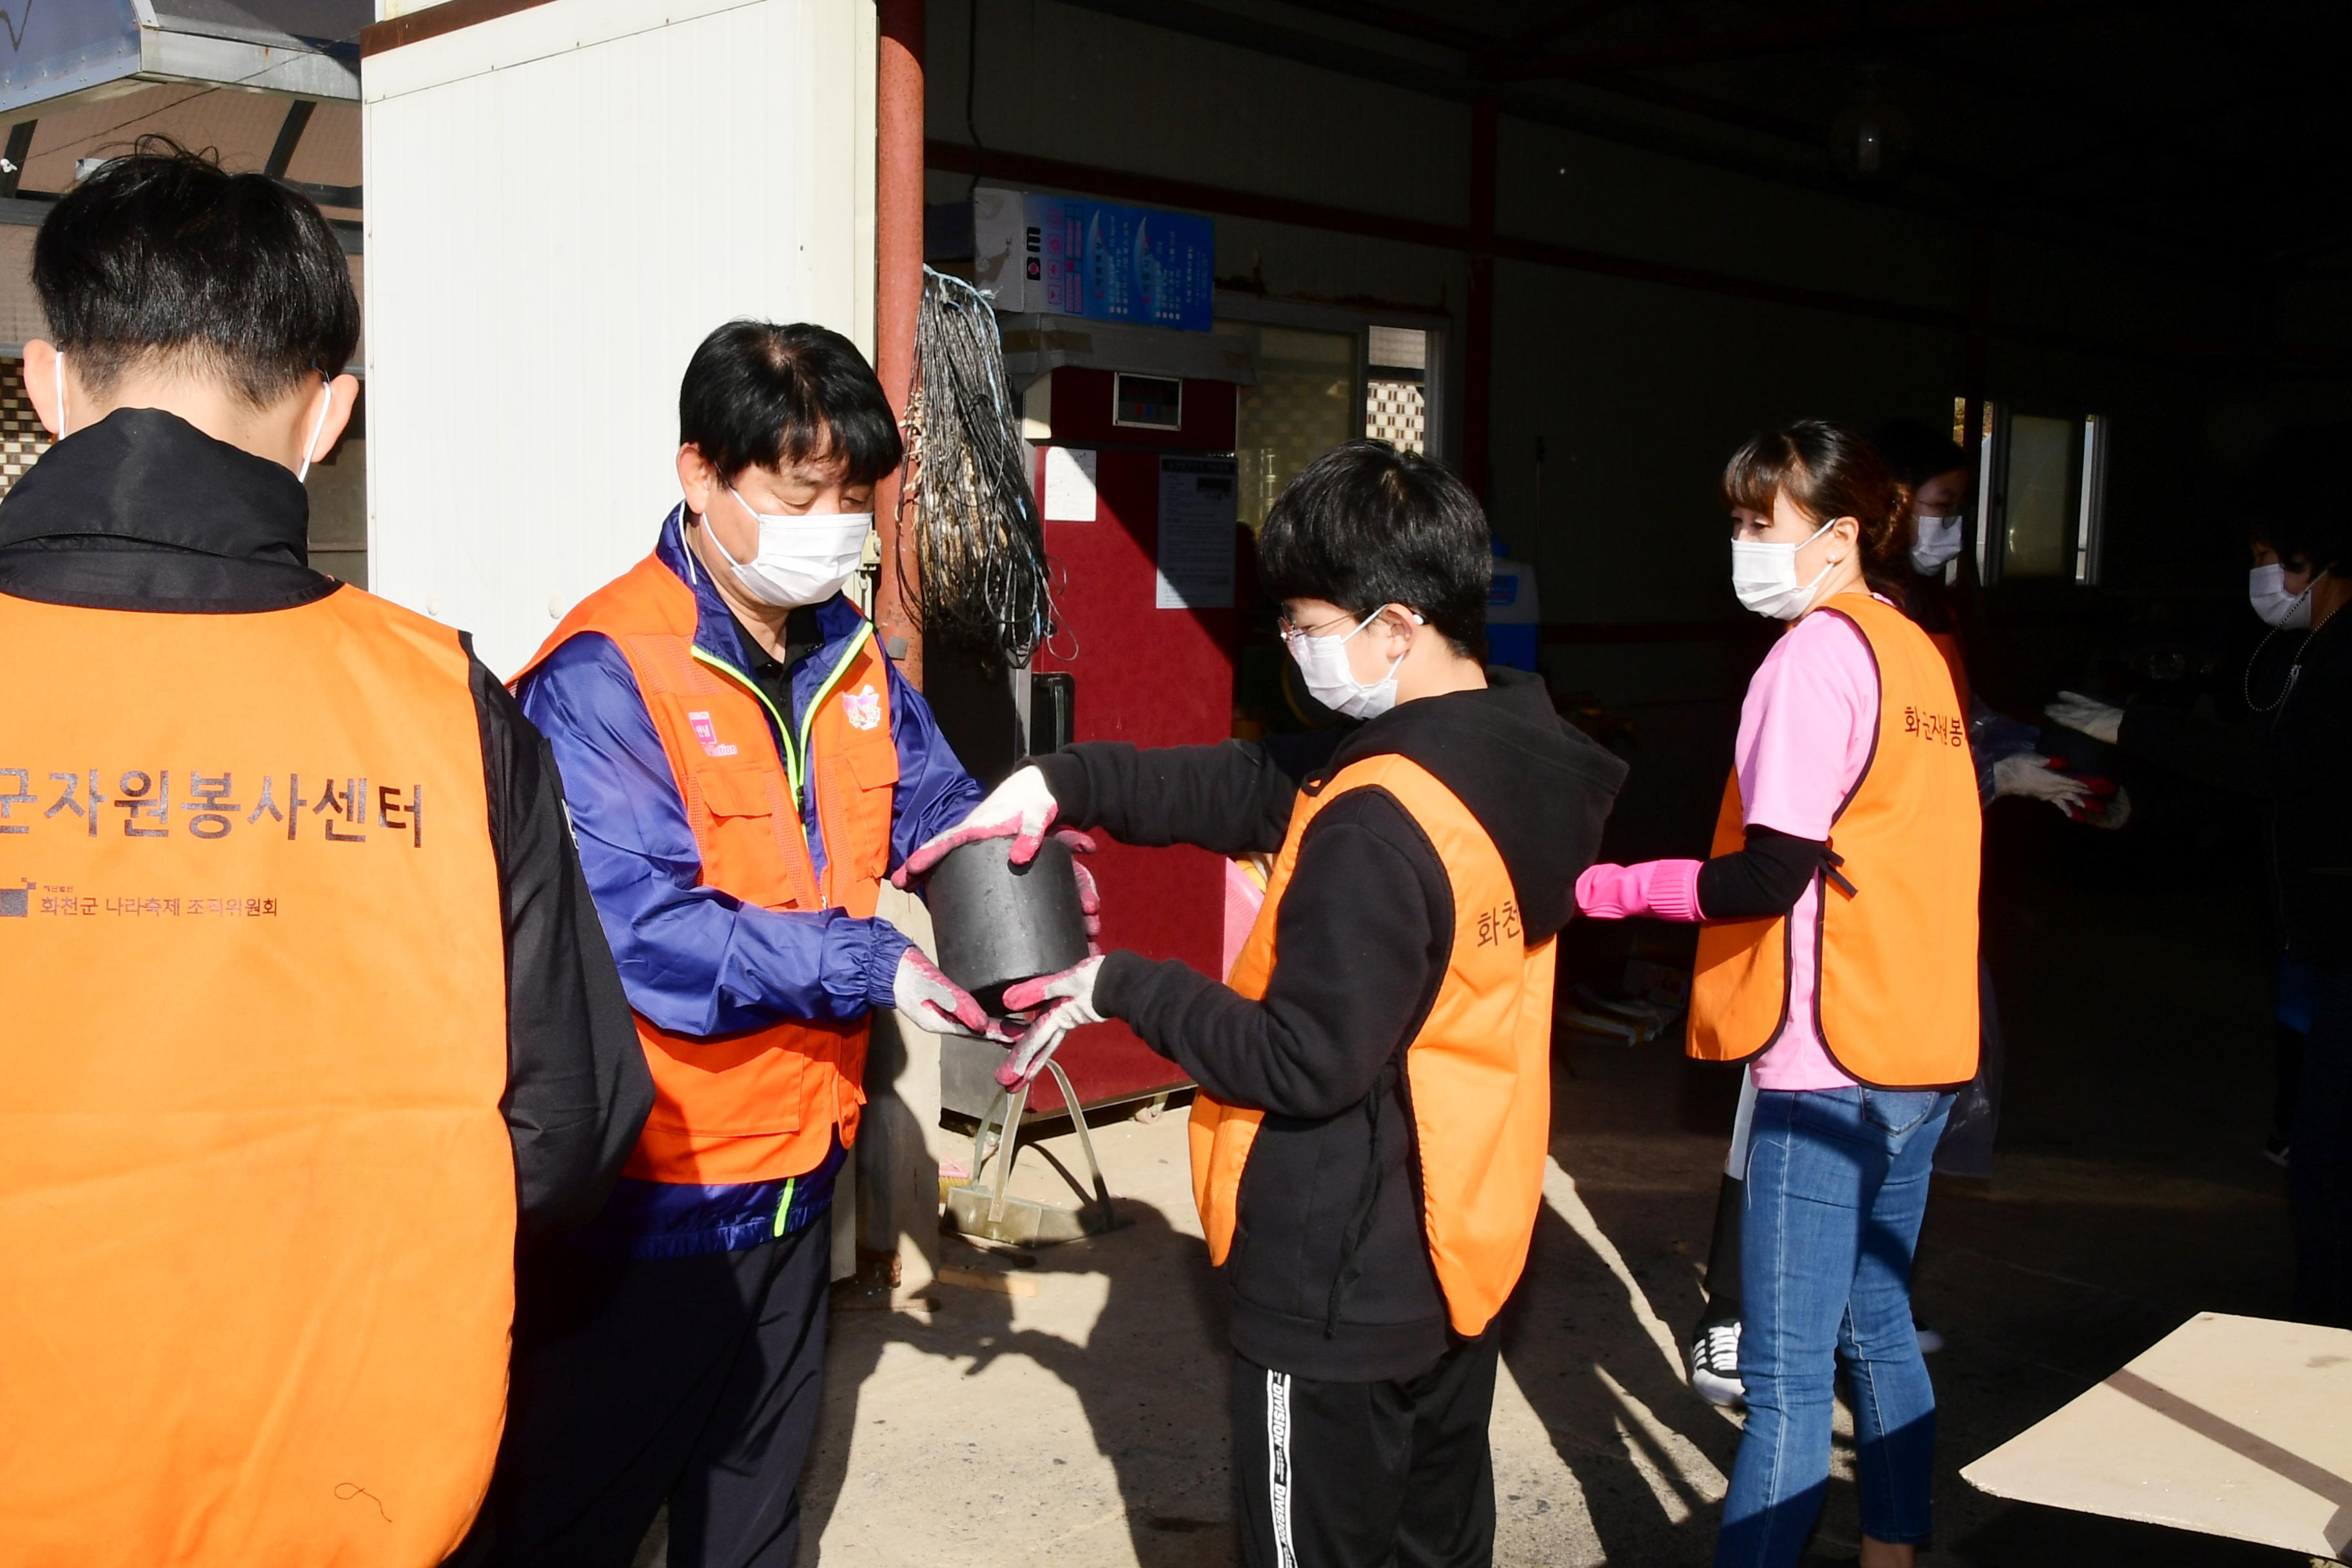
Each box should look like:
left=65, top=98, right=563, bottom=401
left=892, top=948, right=990, bottom=1035
left=997, top=957, right=1107, bottom=1088
left=1061, top=831, right=1104, bottom=945
left=896, top=765, right=1060, bottom=884
left=1574, top=859, right=1705, bottom=922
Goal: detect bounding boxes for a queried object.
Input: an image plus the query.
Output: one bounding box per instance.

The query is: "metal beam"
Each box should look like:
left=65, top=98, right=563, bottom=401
left=263, top=100, right=314, bottom=181
left=0, top=121, right=34, bottom=201
left=1490, top=0, right=2110, bottom=82
left=1042, top=0, right=2245, bottom=279
left=135, top=24, right=360, bottom=102
left=282, top=178, right=360, bottom=209
left=1473, top=1, right=1643, bottom=70
left=874, top=0, right=926, bottom=686
left=1568, top=66, right=1989, bottom=193
left=1042, top=0, right=1962, bottom=207
left=1268, top=0, right=1488, bottom=53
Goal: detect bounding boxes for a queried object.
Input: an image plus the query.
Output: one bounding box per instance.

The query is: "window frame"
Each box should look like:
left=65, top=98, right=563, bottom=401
left=1972, top=402, right=2109, bottom=589
left=1211, top=290, right=1451, bottom=466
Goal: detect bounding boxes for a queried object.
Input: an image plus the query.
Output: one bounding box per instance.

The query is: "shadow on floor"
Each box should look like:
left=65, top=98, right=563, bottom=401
left=766, top=792, right=2313, bottom=1566
left=799, top=1193, right=1235, bottom=1568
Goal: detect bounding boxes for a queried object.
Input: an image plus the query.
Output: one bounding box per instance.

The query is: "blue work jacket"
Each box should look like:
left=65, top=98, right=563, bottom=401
left=517, top=506, right=983, bottom=1253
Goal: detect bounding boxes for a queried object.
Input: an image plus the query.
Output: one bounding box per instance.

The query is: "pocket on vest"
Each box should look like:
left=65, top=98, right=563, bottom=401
left=695, top=764, right=803, bottom=907
left=828, top=738, right=899, bottom=881
left=640, top=1028, right=810, bottom=1136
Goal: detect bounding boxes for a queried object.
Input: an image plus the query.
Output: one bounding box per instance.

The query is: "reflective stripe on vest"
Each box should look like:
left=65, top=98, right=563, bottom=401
left=0, top=587, right=511, bottom=1567
left=517, top=556, right=897, bottom=1184
left=1188, top=753, right=1555, bottom=1338
left=1687, top=592, right=1981, bottom=1088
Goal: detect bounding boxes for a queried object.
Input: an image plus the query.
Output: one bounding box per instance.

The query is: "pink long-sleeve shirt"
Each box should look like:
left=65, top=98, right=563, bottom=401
left=1575, top=605, right=1883, bottom=1088
left=1730, top=607, right=1879, bottom=1090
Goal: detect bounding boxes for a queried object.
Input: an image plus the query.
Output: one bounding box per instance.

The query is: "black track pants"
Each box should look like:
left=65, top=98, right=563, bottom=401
left=1231, top=1334, right=1500, bottom=1568
left=462, top=1217, right=833, bottom=1568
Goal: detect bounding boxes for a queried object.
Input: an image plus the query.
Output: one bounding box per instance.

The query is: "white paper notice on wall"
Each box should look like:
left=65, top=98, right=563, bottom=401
left=1155, top=455, right=1237, bottom=610
left=1041, top=446, right=1099, bottom=522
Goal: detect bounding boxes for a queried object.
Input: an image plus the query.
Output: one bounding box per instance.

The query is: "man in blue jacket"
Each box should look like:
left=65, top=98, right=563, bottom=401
left=476, top=321, right=990, bottom=1568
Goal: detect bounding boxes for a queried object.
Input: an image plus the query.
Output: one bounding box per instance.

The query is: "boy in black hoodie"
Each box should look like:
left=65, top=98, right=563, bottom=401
left=903, top=441, right=1625, bottom=1567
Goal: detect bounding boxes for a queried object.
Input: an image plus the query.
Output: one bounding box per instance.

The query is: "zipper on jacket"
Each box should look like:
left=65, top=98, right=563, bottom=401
left=689, top=622, right=876, bottom=807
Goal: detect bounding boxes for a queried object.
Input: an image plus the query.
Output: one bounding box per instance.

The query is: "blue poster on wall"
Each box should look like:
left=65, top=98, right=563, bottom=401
left=1026, top=195, right=1215, bottom=333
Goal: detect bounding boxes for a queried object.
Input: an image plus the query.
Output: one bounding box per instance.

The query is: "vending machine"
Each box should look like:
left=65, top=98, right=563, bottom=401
left=936, top=321, right=1255, bottom=1128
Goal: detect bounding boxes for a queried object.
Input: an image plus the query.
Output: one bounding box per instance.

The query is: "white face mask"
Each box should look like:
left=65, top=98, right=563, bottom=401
left=1731, top=517, right=1838, bottom=620
left=1910, top=514, right=1965, bottom=574
left=2250, top=562, right=2313, bottom=629
left=1288, top=606, right=1421, bottom=721
left=52, top=349, right=66, bottom=439
left=704, top=486, right=872, bottom=608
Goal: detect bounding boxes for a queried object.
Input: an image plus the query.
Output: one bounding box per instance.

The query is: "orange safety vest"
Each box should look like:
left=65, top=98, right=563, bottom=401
left=1190, top=754, right=1554, bottom=1338
left=1688, top=591, right=1981, bottom=1088
left=0, top=587, right=513, bottom=1567
left=516, top=554, right=897, bottom=1186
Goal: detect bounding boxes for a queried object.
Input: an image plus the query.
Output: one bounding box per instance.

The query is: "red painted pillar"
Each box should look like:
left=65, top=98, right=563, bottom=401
left=876, top=0, right=926, bottom=687
left=1465, top=95, right=1498, bottom=502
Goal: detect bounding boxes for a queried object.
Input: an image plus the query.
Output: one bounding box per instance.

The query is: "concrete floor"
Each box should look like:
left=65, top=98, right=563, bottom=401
left=729, top=805, right=2321, bottom=1566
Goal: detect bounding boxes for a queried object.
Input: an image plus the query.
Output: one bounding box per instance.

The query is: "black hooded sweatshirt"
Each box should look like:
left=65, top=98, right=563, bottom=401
left=1035, top=669, right=1627, bottom=1380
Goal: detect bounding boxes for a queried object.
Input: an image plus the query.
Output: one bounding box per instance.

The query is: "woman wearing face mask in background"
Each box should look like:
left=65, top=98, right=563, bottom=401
left=1577, top=421, right=1980, bottom=1568
left=2045, top=510, right=2352, bottom=1323
left=1674, top=420, right=2100, bottom=1411
left=1874, top=419, right=2117, bottom=825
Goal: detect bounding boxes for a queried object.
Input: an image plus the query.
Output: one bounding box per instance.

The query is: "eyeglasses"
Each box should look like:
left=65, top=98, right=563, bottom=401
left=1277, top=609, right=1362, bottom=649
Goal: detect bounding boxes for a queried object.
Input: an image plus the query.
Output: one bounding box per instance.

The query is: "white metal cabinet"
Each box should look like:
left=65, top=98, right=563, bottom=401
left=362, top=0, right=877, bottom=674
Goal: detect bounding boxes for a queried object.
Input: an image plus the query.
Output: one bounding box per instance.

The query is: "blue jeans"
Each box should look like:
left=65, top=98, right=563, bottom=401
left=1714, top=1086, right=1953, bottom=1568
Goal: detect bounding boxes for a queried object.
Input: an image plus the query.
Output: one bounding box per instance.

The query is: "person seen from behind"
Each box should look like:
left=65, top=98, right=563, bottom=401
left=0, top=140, right=651, bottom=1568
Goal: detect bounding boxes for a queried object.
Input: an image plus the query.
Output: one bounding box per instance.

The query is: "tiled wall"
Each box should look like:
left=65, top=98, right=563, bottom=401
left=1366, top=378, right=1427, bottom=455
left=0, top=358, right=55, bottom=495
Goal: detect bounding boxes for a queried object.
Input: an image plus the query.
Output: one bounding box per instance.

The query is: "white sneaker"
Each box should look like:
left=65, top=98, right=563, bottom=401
left=1689, top=1321, right=1744, bottom=1407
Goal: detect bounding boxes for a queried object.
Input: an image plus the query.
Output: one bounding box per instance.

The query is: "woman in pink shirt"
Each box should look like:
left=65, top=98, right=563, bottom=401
left=1578, top=422, right=1970, bottom=1568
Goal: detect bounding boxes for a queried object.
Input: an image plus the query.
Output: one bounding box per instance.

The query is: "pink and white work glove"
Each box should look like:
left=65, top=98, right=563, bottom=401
left=1067, top=846, right=1104, bottom=946
left=1574, top=859, right=1703, bottom=922
left=894, top=765, right=1102, bottom=943
left=896, top=765, right=1061, bottom=883
left=996, top=957, right=1106, bottom=1089
left=892, top=947, right=992, bottom=1036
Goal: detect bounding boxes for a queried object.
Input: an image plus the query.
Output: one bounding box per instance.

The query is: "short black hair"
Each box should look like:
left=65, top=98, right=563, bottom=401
left=678, top=320, right=903, bottom=487
left=1258, top=440, right=1489, bottom=658
left=1871, top=418, right=1967, bottom=490
left=33, top=137, right=358, bottom=407
left=2249, top=513, right=2351, bottom=579
left=2251, top=436, right=2349, bottom=578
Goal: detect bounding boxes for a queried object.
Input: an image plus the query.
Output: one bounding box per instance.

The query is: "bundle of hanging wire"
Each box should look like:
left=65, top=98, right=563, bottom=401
left=905, top=267, right=1057, bottom=665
